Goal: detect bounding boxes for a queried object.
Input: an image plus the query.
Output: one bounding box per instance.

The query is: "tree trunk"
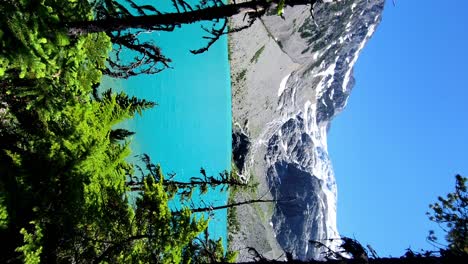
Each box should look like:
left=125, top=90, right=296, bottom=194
left=66, top=0, right=317, bottom=35
left=173, top=198, right=281, bottom=215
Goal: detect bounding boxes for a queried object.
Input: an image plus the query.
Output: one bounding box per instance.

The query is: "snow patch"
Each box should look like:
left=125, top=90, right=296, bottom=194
left=303, top=100, right=312, bottom=134
left=280, top=140, right=288, bottom=152
left=310, top=145, right=339, bottom=251
left=319, top=123, right=329, bottom=151
left=339, top=36, right=345, bottom=44
left=315, top=57, right=339, bottom=99
left=278, top=73, right=292, bottom=97
left=278, top=129, right=288, bottom=152
left=313, top=51, right=319, bottom=61
left=342, top=24, right=376, bottom=92
left=291, top=84, right=297, bottom=106
left=316, top=61, right=336, bottom=78
left=321, top=98, right=327, bottom=107
left=346, top=21, right=352, bottom=31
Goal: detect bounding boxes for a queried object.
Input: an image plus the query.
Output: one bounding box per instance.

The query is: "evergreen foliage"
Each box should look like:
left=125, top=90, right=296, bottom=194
left=427, top=175, right=468, bottom=255
left=0, top=1, right=236, bottom=262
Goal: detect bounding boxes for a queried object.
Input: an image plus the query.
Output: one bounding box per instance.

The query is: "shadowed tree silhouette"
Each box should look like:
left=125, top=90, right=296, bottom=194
left=427, top=175, right=467, bottom=255
left=63, top=0, right=321, bottom=78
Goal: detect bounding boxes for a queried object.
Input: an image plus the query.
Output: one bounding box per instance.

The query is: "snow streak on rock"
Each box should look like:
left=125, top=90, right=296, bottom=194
left=278, top=73, right=292, bottom=97
left=230, top=0, right=385, bottom=261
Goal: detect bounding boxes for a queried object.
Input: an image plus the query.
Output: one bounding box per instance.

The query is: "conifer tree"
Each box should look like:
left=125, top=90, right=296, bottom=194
left=0, top=1, right=240, bottom=262
left=427, top=175, right=468, bottom=255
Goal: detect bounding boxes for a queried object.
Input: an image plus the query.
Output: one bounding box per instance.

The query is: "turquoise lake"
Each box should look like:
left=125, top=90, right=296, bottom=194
left=107, top=15, right=232, bottom=244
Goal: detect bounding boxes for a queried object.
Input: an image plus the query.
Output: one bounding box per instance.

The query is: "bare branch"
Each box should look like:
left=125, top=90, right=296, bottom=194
left=190, top=19, right=228, bottom=54
left=66, top=0, right=320, bottom=35
left=174, top=197, right=295, bottom=215
left=104, top=30, right=173, bottom=78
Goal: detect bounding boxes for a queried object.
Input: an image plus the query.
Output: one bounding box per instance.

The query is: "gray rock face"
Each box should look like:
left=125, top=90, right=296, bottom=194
left=229, top=0, right=384, bottom=260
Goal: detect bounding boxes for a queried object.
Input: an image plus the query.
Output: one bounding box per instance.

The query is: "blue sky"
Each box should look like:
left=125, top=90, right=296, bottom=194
left=328, top=0, right=468, bottom=257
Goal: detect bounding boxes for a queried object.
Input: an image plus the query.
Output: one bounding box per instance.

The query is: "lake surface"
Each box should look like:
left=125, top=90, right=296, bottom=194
left=111, top=12, right=231, bottom=245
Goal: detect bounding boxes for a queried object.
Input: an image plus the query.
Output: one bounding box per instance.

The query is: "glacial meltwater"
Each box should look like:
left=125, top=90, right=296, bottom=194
left=106, top=11, right=231, bottom=245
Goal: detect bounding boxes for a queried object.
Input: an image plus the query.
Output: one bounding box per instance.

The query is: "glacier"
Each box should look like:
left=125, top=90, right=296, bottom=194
left=229, top=0, right=385, bottom=260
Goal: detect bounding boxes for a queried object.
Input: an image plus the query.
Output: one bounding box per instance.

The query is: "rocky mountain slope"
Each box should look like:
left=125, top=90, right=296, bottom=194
left=229, top=0, right=385, bottom=261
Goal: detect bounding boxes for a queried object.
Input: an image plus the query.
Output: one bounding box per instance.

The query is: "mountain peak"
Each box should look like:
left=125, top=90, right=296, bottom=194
left=229, top=0, right=385, bottom=260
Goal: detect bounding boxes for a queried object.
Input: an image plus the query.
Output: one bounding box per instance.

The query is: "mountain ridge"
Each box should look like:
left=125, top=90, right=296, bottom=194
left=229, top=0, right=385, bottom=260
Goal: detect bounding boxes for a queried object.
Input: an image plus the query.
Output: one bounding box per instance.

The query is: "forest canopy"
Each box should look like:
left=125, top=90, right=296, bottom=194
left=0, top=0, right=240, bottom=263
